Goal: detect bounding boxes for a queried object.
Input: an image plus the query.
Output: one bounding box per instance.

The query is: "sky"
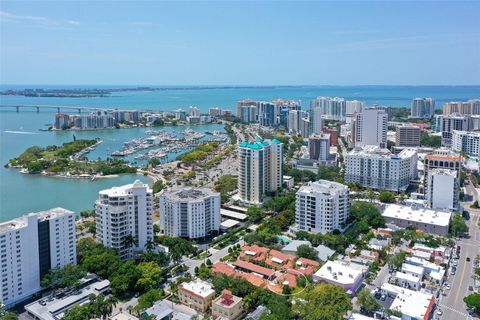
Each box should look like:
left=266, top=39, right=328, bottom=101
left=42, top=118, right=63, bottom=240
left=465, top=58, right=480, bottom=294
left=0, top=1, right=479, bottom=86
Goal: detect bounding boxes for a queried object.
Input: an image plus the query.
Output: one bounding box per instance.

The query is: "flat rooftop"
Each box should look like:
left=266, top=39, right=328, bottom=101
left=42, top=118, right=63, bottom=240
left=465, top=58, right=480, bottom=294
left=381, top=283, right=434, bottom=320
left=382, top=204, right=452, bottom=227
left=99, top=180, right=150, bottom=197
left=220, top=209, right=247, bottom=221
left=297, top=179, right=348, bottom=195
left=314, top=260, right=365, bottom=285
left=25, top=279, right=110, bottom=320
left=180, top=280, right=215, bottom=298
left=36, top=207, right=74, bottom=221
left=162, top=187, right=219, bottom=202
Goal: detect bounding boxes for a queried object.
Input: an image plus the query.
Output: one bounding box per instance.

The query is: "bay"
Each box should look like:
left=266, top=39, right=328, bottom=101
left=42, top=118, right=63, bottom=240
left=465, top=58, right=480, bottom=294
left=0, top=85, right=479, bottom=222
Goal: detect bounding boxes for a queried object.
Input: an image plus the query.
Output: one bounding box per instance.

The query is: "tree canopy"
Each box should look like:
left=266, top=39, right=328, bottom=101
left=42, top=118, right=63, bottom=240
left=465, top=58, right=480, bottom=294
left=292, top=283, right=352, bottom=320
left=356, top=288, right=380, bottom=314
left=296, top=244, right=318, bottom=261
left=451, top=213, right=468, bottom=236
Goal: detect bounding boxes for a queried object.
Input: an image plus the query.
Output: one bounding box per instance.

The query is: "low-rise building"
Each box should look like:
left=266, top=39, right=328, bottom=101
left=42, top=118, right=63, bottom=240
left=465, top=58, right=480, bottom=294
left=394, top=271, right=421, bottom=291
left=25, top=278, right=110, bottom=320
left=382, top=204, right=452, bottom=236
left=212, top=289, right=244, bottom=320
left=380, top=283, right=435, bottom=320
left=313, top=260, right=367, bottom=295
left=178, top=280, right=216, bottom=312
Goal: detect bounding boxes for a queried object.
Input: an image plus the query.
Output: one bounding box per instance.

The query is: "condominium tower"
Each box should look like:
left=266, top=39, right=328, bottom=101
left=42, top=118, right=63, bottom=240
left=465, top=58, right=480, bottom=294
left=296, top=180, right=350, bottom=233
left=452, top=130, right=480, bottom=156
left=95, top=180, right=154, bottom=260
left=0, top=208, right=76, bottom=308
left=159, top=187, right=220, bottom=239
left=426, top=168, right=459, bottom=211
left=411, top=98, right=435, bottom=118
left=395, top=125, right=421, bottom=147
left=345, top=146, right=418, bottom=191
left=238, top=139, right=283, bottom=203
left=353, top=108, right=388, bottom=148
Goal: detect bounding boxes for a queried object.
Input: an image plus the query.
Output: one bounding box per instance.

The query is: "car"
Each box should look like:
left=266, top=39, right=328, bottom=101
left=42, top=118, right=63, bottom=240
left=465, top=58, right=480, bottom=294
left=451, top=271, right=456, bottom=275
left=467, top=257, right=471, bottom=262
left=469, top=286, right=474, bottom=291
left=380, top=294, right=386, bottom=301
left=437, top=310, right=443, bottom=316
left=446, top=284, right=451, bottom=290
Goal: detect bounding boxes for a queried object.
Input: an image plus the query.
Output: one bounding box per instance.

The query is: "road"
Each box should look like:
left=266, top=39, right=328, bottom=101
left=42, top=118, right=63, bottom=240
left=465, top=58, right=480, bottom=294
left=183, top=239, right=245, bottom=274
left=438, top=185, right=480, bottom=320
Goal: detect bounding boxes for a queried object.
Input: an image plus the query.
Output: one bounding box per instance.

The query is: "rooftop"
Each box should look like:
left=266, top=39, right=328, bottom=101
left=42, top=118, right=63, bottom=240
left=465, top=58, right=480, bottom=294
left=162, top=187, right=219, bottom=202
left=233, top=260, right=275, bottom=278
left=99, top=180, right=150, bottom=197
left=395, top=271, right=421, bottom=284
left=220, top=209, right=248, bottom=221
left=382, top=204, right=452, bottom=227
left=25, top=279, right=110, bottom=320
left=401, top=263, right=425, bottom=275
left=179, top=280, right=215, bottom=299
left=297, top=179, right=349, bottom=195
left=213, top=290, right=242, bottom=308
left=314, top=260, right=365, bottom=285
left=348, top=145, right=416, bottom=159
left=239, top=138, right=281, bottom=150
left=36, top=207, right=74, bottom=221
left=381, top=283, right=435, bottom=320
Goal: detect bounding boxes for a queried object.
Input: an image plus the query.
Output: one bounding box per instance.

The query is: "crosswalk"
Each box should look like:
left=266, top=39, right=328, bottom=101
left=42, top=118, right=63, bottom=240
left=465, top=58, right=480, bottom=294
left=437, top=303, right=470, bottom=319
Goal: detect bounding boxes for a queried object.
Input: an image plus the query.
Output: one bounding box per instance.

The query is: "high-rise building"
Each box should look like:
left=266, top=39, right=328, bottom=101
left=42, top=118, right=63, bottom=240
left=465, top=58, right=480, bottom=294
left=426, top=168, right=459, bottom=211
left=395, top=125, right=421, bottom=147
left=296, top=180, right=350, bottom=233
left=411, top=98, right=435, bottom=118
left=238, top=139, right=283, bottom=203
left=345, top=146, right=418, bottom=191
left=288, top=110, right=308, bottom=134
left=175, top=109, right=187, bottom=121
left=310, top=106, right=323, bottom=134
left=95, top=180, right=154, bottom=260
left=452, top=130, right=480, bottom=156
left=423, top=149, right=461, bottom=180
left=159, top=187, right=220, bottom=239
left=345, top=100, right=365, bottom=117
left=236, top=100, right=257, bottom=119
left=257, top=101, right=276, bottom=127
left=309, top=134, right=331, bottom=162
left=443, top=99, right=480, bottom=115
left=208, top=107, right=222, bottom=117
left=310, top=97, right=346, bottom=121
left=354, top=108, right=388, bottom=148
left=435, top=113, right=480, bottom=146
left=237, top=105, right=257, bottom=123
left=0, top=208, right=76, bottom=308
left=189, top=106, right=200, bottom=117
left=300, top=117, right=311, bottom=138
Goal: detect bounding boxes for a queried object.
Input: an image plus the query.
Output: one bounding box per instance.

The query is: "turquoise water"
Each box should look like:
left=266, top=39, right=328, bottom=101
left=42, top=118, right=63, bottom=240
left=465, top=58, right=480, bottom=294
left=0, top=110, right=224, bottom=222
left=0, top=85, right=479, bottom=222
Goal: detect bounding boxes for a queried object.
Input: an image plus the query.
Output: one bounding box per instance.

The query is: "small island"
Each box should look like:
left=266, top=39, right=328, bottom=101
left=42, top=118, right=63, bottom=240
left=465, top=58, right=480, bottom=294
left=6, top=139, right=137, bottom=178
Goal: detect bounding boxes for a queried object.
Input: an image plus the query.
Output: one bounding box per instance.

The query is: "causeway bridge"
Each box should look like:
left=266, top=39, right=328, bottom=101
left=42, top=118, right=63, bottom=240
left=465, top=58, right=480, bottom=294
left=0, top=104, right=154, bottom=113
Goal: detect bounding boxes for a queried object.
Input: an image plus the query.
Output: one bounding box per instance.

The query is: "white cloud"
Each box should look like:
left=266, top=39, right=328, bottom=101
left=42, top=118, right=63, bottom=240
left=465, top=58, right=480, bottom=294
left=0, top=10, right=80, bottom=27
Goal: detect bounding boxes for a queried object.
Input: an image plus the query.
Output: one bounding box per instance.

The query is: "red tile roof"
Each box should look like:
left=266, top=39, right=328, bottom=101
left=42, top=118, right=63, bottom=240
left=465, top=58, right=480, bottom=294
left=212, top=263, right=236, bottom=277
left=233, top=260, right=275, bottom=278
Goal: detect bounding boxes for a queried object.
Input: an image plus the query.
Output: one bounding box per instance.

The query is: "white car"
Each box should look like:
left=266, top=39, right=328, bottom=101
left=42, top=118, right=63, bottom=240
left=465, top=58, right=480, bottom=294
left=437, top=310, right=443, bottom=316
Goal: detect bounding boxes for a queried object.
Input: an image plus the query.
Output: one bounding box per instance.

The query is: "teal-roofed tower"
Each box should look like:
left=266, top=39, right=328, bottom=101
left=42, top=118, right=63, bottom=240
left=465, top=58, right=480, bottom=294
left=237, top=138, right=283, bottom=203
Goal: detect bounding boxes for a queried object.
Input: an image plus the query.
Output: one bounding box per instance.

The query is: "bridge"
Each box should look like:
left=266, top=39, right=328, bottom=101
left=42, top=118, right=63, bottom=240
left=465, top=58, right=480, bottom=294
left=0, top=104, right=154, bottom=113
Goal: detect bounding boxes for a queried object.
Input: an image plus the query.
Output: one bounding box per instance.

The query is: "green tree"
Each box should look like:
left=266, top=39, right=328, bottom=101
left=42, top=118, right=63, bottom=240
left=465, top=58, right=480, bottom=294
left=451, top=213, right=468, bottom=236
left=0, top=302, right=18, bottom=320
left=109, top=260, right=142, bottom=297
left=464, top=293, right=480, bottom=314
left=471, top=200, right=479, bottom=209
left=292, top=283, right=352, bottom=320
left=136, top=262, right=163, bottom=291
left=387, top=251, right=406, bottom=270
left=350, top=201, right=385, bottom=228
left=135, top=289, right=164, bottom=312
left=296, top=244, right=318, bottom=261
left=356, top=288, right=380, bottom=314
left=247, top=206, right=266, bottom=223
left=152, top=180, right=165, bottom=193
left=41, top=264, right=86, bottom=290
left=378, top=190, right=396, bottom=203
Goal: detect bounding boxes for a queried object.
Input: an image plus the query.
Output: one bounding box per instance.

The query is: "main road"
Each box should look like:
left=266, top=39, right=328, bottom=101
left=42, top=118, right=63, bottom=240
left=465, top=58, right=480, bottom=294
left=438, top=183, right=480, bottom=319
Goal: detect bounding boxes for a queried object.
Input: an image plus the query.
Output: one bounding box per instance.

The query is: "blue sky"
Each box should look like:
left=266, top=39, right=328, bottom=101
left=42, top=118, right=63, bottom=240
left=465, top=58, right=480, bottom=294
left=1, top=1, right=479, bottom=85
